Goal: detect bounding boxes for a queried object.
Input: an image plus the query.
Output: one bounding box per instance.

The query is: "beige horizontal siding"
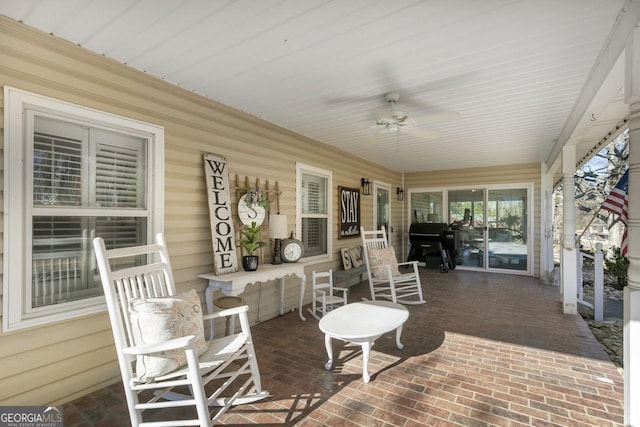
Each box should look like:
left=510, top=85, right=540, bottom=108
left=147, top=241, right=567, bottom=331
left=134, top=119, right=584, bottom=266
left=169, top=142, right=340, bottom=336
left=0, top=314, right=117, bottom=404
left=404, top=163, right=540, bottom=187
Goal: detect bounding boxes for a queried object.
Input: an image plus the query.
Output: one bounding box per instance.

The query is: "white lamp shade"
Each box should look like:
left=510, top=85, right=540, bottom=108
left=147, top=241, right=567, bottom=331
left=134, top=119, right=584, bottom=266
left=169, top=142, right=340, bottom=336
left=268, top=214, right=288, bottom=239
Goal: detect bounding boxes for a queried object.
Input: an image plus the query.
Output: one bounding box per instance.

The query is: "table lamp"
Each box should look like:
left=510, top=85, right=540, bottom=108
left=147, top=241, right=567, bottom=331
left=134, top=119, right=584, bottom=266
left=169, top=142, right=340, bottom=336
left=268, top=214, right=288, bottom=264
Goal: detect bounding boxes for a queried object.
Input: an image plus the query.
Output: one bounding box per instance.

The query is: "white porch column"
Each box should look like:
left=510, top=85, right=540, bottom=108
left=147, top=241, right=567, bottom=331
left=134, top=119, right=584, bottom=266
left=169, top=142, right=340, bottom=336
left=625, top=101, right=640, bottom=427
left=540, top=163, right=555, bottom=281
left=624, top=22, right=640, bottom=427
left=561, top=145, right=578, bottom=314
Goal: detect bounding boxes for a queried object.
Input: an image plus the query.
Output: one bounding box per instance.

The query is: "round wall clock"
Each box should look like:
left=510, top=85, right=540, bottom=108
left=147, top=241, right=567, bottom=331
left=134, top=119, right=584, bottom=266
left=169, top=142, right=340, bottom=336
left=281, top=232, right=304, bottom=263
left=237, top=194, right=266, bottom=226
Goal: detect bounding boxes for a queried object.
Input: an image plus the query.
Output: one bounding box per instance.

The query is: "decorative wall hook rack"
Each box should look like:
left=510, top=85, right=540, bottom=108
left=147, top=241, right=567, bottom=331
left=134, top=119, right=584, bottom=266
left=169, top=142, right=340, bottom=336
left=232, top=174, right=282, bottom=209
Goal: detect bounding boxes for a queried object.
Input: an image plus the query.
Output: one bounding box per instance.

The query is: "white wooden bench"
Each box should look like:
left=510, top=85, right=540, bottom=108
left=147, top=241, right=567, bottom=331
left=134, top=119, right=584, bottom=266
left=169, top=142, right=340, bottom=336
left=332, top=264, right=366, bottom=289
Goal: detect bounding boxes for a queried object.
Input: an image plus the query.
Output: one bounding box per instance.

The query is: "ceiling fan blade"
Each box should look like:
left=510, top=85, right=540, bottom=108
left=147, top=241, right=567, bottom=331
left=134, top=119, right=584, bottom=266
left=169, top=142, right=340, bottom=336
left=403, top=126, right=439, bottom=140
left=325, top=93, right=382, bottom=105
left=414, top=111, right=461, bottom=125
left=374, top=108, right=392, bottom=119
left=367, top=128, right=388, bottom=144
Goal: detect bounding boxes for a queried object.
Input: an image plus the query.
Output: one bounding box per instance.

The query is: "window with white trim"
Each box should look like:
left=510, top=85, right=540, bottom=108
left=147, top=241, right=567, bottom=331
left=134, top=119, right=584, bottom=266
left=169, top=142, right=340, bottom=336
left=296, top=163, right=332, bottom=260
left=3, top=87, right=164, bottom=332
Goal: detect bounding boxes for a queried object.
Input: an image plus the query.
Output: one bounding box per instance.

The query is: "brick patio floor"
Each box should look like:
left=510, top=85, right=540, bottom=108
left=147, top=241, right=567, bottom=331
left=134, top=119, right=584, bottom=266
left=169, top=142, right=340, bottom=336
left=63, top=268, right=623, bottom=426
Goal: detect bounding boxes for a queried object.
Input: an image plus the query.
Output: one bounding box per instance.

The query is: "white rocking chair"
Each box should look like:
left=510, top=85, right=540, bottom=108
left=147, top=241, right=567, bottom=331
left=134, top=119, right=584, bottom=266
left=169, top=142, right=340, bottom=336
left=93, top=233, right=268, bottom=427
left=361, top=226, right=425, bottom=305
left=307, top=270, right=348, bottom=320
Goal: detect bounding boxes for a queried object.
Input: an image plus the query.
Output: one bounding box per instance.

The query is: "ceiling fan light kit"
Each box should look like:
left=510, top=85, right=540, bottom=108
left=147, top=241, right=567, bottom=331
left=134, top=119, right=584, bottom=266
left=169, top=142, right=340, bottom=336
left=369, top=92, right=460, bottom=144
left=376, top=114, right=409, bottom=126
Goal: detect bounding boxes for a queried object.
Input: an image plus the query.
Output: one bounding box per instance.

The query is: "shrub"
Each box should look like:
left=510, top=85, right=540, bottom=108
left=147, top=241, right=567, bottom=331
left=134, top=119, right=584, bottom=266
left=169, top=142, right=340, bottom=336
left=604, top=246, right=629, bottom=290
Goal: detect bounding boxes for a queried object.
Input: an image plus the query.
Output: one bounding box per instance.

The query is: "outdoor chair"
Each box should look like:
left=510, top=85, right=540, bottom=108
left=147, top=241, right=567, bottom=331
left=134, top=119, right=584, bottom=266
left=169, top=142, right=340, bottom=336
left=93, top=233, right=268, bottom=427
left=307, top=269, right=348, bottom=320
left=360, top=226, right=425, bottom=305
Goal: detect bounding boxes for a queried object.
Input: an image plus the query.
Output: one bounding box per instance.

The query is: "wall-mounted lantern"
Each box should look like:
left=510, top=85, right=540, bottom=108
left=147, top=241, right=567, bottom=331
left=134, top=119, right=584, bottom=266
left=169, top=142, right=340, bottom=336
left=361, top=178, right=371, bottom=195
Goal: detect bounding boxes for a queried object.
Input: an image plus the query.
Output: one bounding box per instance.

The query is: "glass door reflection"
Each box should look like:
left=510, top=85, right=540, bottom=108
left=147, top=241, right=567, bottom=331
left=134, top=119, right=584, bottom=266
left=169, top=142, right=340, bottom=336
left=448, top=189, right=485, bottom=268
left=376, top=187, right=390, bottom=232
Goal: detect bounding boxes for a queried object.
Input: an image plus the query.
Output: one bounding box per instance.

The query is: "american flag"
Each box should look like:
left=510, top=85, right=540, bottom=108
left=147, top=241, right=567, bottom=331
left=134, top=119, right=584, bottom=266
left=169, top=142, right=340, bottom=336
left=601, top=170, right=629, bottom=255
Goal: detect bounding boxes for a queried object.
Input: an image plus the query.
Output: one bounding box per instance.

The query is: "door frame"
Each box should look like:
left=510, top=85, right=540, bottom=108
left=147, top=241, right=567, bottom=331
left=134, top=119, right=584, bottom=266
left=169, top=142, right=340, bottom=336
left=373, top=181, right=391, bottom=233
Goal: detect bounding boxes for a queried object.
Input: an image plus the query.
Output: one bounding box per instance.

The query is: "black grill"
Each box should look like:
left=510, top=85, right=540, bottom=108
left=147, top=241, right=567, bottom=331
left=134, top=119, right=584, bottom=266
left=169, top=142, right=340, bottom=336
left=407, top=222, right=457, bottom=273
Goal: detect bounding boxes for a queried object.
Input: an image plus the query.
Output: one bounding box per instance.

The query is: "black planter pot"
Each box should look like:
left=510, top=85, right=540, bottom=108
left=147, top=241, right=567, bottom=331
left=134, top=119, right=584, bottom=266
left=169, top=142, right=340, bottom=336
left=242, top=255, right=259, bottom=271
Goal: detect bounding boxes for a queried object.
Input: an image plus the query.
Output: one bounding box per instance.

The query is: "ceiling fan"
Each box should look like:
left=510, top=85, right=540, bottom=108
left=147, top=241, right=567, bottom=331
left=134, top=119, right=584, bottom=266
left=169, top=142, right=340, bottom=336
left=370, top=92, right=460, bottom=144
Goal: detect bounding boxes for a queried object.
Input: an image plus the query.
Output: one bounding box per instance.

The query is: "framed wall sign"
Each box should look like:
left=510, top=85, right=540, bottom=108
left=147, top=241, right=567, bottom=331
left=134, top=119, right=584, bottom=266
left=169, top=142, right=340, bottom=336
left=338, top=186, right=360, bottom=239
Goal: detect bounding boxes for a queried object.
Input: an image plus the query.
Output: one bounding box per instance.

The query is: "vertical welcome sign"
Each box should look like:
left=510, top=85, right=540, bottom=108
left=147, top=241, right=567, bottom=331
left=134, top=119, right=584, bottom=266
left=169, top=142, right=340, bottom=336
left=204, top=153, right=238, bottom=274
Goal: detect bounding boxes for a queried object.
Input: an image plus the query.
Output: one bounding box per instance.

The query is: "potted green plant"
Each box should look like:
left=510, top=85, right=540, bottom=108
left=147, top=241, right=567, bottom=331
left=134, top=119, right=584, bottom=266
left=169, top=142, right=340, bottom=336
left=238, top=221, right=266, bottom=271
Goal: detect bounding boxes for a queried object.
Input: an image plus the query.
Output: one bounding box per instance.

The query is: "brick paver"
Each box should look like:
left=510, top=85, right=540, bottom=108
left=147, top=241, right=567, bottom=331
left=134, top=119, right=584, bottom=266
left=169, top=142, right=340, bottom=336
left=64, top=268, right=623, bottom=426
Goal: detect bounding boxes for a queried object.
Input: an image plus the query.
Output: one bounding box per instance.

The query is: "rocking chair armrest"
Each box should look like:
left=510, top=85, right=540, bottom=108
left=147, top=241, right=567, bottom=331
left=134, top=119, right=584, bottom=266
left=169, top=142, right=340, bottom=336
left=398, top=261, right=418, bottom=268
left=333, top=287, right=349, bottom=293
left=123, top=335, right=197, bottom=355
left=202, top=304, right=249, bottom=321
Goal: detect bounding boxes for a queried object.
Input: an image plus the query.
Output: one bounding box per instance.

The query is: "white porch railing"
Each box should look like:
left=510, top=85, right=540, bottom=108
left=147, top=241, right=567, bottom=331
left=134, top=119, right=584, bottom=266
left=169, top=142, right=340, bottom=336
left=577, top=242, right=604, bottom=321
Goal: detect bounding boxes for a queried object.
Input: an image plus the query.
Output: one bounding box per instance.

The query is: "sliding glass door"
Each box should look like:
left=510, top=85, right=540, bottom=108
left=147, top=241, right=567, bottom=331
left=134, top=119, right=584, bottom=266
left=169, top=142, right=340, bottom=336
left=409, top=184, right=531, bottom=274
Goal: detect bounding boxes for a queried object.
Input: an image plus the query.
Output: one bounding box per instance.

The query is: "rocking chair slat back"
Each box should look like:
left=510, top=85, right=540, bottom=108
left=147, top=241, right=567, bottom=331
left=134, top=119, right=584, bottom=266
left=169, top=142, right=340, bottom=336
left=361, top=226, right=426, bottom=305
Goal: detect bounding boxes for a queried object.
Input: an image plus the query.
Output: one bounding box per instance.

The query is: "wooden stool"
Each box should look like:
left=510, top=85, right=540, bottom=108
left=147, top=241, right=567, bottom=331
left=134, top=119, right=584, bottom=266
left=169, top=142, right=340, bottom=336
left=212, top=290, right=245, bottom=336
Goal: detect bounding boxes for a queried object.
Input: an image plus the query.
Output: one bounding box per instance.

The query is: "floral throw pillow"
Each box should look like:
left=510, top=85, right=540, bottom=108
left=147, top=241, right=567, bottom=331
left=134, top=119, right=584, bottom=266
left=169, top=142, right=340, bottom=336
left=368, top=247, right=401, bottom=279
left=129, top=289, right=209, bottom=381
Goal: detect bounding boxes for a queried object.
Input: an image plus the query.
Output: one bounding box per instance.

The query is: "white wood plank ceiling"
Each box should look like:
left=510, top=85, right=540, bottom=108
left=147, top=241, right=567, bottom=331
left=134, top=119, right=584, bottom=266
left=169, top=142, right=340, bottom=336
left=1, top=0, right=634, bottom=173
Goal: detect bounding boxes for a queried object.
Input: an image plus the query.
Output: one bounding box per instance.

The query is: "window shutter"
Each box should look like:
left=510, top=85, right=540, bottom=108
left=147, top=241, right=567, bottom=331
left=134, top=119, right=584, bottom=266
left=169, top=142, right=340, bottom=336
left=33, top=133, right=83, bottom=206
left=95, top=141, right=143, bottom=208
left=304, top=180, right=321, bottom=251
left=95, top=217, right=144, bottom=250
left=306, top=181, right=320, bottom=214
left=94, top=133, right=146, bottom=250
left=33, top=126, right=90, bottom=252
left=301, top=174, right=328, bottom=257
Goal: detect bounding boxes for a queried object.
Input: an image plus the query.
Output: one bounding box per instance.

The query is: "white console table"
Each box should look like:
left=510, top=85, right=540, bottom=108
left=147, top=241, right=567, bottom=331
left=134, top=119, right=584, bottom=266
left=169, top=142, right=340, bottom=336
left=198, top=263, right=307, bottom=337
